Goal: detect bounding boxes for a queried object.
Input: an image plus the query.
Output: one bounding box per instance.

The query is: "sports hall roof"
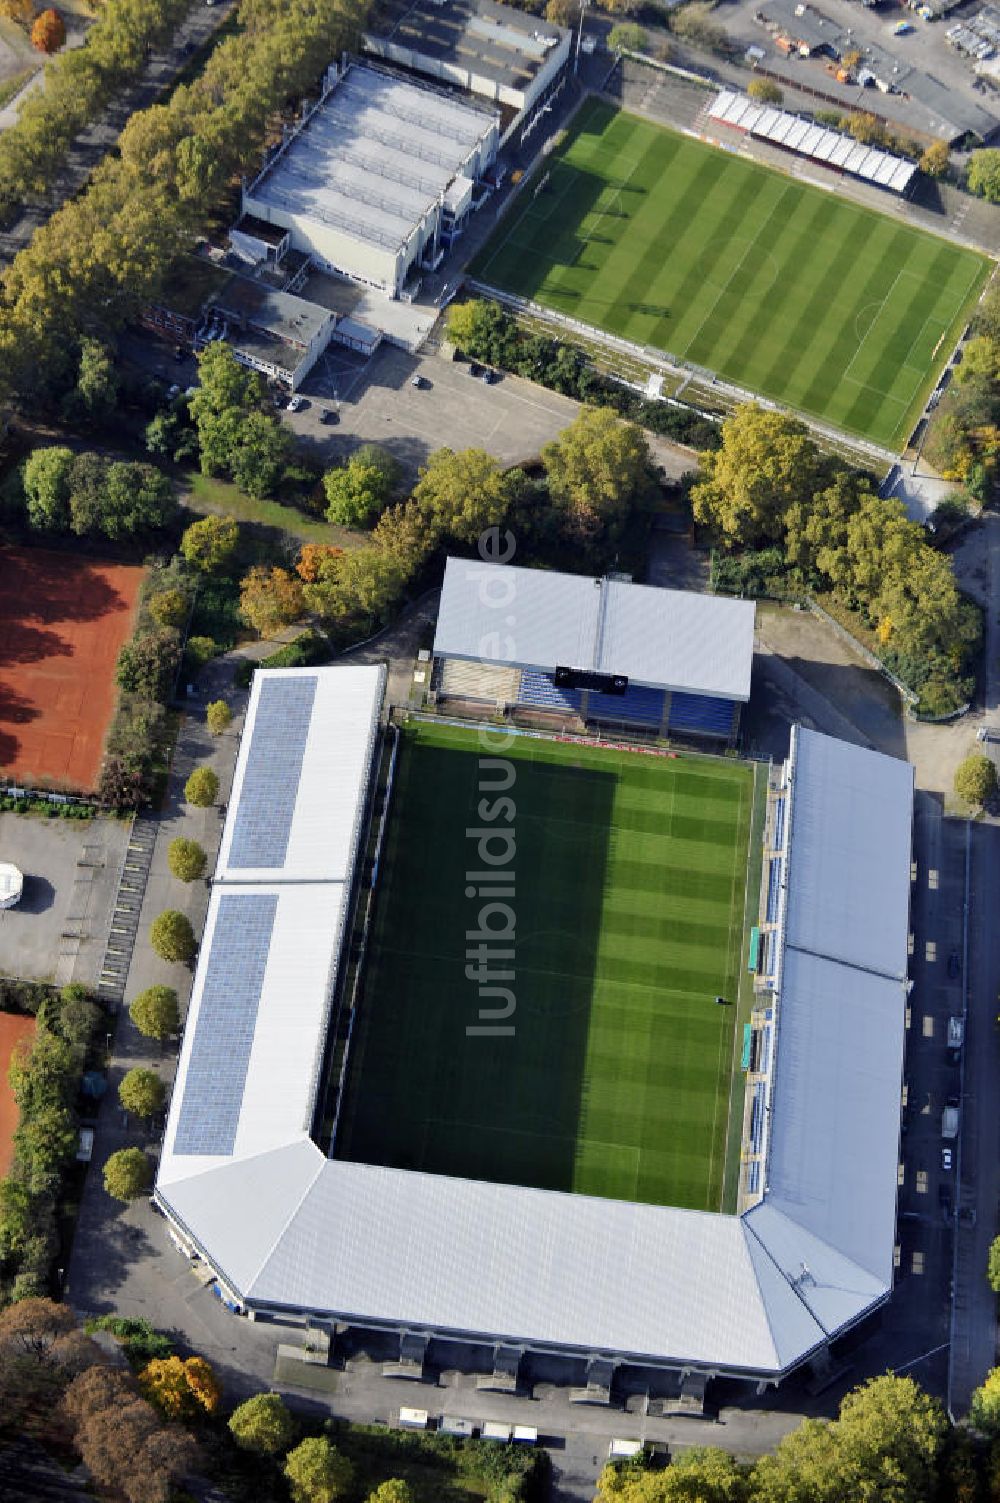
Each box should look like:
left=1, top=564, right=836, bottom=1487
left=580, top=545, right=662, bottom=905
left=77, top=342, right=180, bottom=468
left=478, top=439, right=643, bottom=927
left=157, top=680, right=911, bottom=1379
left=432, top=558, right=756, bottom=701
left=245, top=64, right=497, bottom=255
left=366, top=0, right=569, bottom=96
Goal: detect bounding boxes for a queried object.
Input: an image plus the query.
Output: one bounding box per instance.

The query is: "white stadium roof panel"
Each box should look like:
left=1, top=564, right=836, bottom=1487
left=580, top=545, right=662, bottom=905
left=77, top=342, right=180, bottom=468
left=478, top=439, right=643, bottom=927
left=813, top=130, right=841, bottom=161
left=783, top=119, right=810, bottom=150
left=753, top=108, right=782, bottom=136
left=783, top=726, right=913, bottom=979
left=829, top=136, right=855, bottom=167
left=217, top=666, right=383, bottom=884
left=711, top=88, right=737, bottom=118
left=769, top=114, right=797, bottom=144
left=875, top=154, right=900, bottom=186
left=890, top=161, right=918, bottom=191
left=845, top=143, right=873, bottom=175
left=799, top=123, right=825, bottom=154
left=432, top=558, right=755, bottom=699
left=737, top=102, right=765, bottom=130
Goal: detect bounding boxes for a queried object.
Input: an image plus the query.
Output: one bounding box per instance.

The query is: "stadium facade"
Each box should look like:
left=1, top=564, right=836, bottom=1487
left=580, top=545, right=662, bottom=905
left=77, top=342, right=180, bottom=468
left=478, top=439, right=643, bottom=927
left=432, top=557, right=755, bottom=741
left=156, top=663, right=913, bottom=1387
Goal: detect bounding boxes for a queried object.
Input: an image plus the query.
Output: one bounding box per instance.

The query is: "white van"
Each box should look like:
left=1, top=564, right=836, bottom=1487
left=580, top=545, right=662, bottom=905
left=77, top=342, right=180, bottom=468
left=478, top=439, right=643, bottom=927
left=399, top=1408, right=430, bottom=1430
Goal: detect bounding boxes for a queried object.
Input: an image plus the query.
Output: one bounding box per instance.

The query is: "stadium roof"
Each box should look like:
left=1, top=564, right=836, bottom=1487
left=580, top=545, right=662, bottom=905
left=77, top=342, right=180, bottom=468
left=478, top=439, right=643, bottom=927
left=433, top=558, right=756, bottom=701
left=245, top=64, right=497, bottom=255
left=709, top=90, right=917, bottom=194
left=157, top=680, right=911, bottom=1379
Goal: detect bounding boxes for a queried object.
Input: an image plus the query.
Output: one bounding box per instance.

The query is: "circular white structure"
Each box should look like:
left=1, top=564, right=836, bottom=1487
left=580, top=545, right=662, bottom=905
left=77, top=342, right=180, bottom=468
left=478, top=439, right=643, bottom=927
left=0, top=862, right=24, bottom=910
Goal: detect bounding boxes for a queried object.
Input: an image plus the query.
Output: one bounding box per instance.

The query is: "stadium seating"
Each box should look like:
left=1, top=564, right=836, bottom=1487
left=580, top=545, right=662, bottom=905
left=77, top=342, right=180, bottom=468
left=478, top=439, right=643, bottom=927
left=667, top=692, right=735, bottom=738
left=517, top=669, right=584, bottom=713
left=439, top=658, right=522, bottom=703
left=766, top=857, right=783, bottom=925
left=588, top=683, right=665, bottom=728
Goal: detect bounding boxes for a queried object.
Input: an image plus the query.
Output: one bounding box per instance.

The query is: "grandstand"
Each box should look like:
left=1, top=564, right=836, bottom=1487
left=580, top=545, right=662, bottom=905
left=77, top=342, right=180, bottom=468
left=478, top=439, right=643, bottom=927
left=432, top=558, right=756, bottom=742
left=155, top=661, right=914, bottom=1389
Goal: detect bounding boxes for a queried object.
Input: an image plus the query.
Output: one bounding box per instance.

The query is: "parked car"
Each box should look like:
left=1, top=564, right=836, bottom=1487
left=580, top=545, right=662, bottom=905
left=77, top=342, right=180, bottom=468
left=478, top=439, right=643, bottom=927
left=482, top=368, right=499, bottom=384
left=941, top=1147, right=953, bottom=1171
left=410, top=374, right=427, bottom=389
left=286, top=395, right=305, bottom=413
left=320, top=407, right=339, bottom=424
left=468, top=362, right=483, bottom=377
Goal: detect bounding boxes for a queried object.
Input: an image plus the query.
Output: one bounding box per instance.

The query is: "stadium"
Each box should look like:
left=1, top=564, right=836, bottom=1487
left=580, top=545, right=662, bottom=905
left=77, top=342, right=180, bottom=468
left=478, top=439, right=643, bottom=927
left=472, top=97, right=991, bottom=449
left=155, top=568, right=914, bottom=1391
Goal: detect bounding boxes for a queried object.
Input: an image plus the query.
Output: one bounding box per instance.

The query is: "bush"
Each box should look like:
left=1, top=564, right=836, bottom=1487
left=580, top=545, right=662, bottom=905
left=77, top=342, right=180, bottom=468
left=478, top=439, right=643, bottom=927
left=748, top=77, right=782, bottom=104
left=180, top=514, right=240, bottom=573
left=84, top=1315, right=174, bottom=1367
left=988, top=1234, right=1000, bottom=1293
left=149, top=910, right=196, bottom=964
left=609, top=21, right=645, bottom=49
left=148, top=588, right=189, bottom=630
left=955, top=753, right=997, bottom=806
left=129, top=985, right=179, bottom=1041
left=167, top=837, right=207, bottom=882
left=184, top=766, right=219, bottom=807
left=102, top=1147, right=153, bottom=1203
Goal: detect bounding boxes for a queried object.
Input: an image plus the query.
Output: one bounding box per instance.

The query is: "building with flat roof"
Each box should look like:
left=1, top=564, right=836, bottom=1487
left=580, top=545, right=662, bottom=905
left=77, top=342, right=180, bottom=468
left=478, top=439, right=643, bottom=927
left=364, top=0, right=570, bottom=137
left=431, top=557, right=756, bottom=740
left=155, top=664, right=913, bottom=1389
left=239, top=60, right=499, bottom=299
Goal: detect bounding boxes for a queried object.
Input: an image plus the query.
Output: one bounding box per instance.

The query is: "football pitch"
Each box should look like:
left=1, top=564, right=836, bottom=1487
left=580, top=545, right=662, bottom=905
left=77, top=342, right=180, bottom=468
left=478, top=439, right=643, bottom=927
left=336, top=722, right=759, bottom=1213
left=472, top=99, right=992, bottom=448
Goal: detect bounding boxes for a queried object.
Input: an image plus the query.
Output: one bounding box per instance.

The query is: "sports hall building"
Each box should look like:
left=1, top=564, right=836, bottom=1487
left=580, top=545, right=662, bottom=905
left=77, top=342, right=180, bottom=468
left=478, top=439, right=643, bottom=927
left=155, top=658, right=914, bottom=1390
left=431, top=557, right=756, bottom=741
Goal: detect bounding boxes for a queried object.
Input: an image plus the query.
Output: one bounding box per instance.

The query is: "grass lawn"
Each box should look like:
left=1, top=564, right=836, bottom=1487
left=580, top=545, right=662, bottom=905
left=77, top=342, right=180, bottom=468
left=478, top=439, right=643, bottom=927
left=183, top=471, right=361, bottom=548
left=336, top=722, right=757, bottom=1213
left=472, top=98, right=992, bottom=449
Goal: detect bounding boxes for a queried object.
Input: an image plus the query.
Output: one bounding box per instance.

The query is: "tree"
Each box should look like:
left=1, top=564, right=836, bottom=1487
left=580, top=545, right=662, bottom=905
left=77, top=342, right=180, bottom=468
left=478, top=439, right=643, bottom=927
left=413, top=446, right=515, bottom=545
left=139, top=1355, right=221, bottom=1419
left=989, top=1234, right=1000, bottom=1292
left=167, top=837, right=207, bottom=882
left=149, top=588, right=189, bottom=630
left=670, top=3, right=730, bottom=55
left=103, top=1147, right=153, bottom=1203
left=239, top=565, right=305, bottom=637
left=68, top=339, right=118, bottom=426
left=609, top=22, right=645, bottom=50
left=284, top=1436, right=354, bottom=1503
left=920, top=140, right=950, bottom=179
left=367, top=1483, right=413, bottom=1503
left=180, top=514, right=239, bottom=573
left=691, top=404, right=824, bottom=547
left=545, top=0, right=577, bottom=23
left=206, top=699, right=232, bottom=735
left=302, top=545, right=407, bottom=629
left=971, top=1368, right=1000, bottom=1435
left=542, top=406, right=652, bottom=542
left=955, top=753, right=997, bottom=806
left=229, top=411, right=291, bottom=499
left=149, top=909, right=196, bottom=963
left=598, top=1447, right=746, bottom=1502
left=115, top=629, right=180, bottom=700
left=184, top=765, right=219, bottom=807
left=58, top=984, right=101, bottom=1048
left=63, top=1363, right=199, bottom=1503
left=968, top=148, right=1000, bottom=203
left=845, top=111, right=887, bottom=146
left=129, top=985, right=179, bottom=1041
left=14, top=1104, right=77, bottom=1191
left=323, top=447, right=399, bottom=528
left=747, top=77, right=782, bottom=103
left=31, top=7, right=64, bottom=51
left=118, top=1068, right=165, bottom=1119
left=100, top=462, right=175, bottom=540
left=296, top=544, right=344, bottom=583
left=0, top=0, right=35, bottom=26
left=23, top=446, right=73, bottom=531
left=67, top=451, right=109, bottom=535
left=228, top=1392, right=295, bottom=1455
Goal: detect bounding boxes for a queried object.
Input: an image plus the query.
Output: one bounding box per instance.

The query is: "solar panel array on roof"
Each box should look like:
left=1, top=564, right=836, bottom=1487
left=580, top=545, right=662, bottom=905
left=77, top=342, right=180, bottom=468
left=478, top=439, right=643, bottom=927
left=173, top=893, right=278, bottom=1156
left=228, top=676, right=317, bottom=870
left=708, top=89, right=917, bottom=194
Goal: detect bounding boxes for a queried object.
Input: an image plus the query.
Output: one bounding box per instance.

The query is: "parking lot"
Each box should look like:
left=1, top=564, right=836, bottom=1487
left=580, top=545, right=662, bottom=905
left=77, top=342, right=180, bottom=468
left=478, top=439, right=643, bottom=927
left=0, top=813, right=129, bottom=989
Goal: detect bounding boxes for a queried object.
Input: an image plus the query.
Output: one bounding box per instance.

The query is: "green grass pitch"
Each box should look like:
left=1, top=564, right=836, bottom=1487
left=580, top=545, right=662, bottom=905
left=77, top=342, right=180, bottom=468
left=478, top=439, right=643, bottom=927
left=336, top=722, right=758, bottom=1213
left=471, top=99, right=992, bottom=448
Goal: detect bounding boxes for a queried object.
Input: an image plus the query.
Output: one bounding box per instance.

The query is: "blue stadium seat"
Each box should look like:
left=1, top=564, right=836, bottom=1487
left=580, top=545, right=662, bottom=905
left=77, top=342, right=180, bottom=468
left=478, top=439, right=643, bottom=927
left=667, top=692, right=735, bottom=737
left=517, top=670, right=584, bottom=713
left=589, top=683, right=665, bottom=728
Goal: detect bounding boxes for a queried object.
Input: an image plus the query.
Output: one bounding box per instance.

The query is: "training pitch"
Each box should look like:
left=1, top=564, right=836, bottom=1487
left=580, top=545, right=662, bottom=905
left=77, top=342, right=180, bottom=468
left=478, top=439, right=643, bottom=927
left=336, top=722, right=758, bottom=1214
left=472, top=99, right=992, bottom=448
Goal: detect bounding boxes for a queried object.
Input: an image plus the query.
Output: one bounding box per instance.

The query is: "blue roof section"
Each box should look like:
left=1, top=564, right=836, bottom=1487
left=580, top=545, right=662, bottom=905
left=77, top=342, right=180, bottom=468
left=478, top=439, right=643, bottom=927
left=173, top=893, right=279, bottom=1156
left=228, top=676, right=317, bottom=870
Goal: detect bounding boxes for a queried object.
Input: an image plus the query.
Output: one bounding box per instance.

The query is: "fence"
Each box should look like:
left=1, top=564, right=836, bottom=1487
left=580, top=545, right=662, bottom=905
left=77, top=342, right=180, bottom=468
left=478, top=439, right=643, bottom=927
left=1, top=783, right=97, bottom=810
left=806, top=599, right=919, bottom=710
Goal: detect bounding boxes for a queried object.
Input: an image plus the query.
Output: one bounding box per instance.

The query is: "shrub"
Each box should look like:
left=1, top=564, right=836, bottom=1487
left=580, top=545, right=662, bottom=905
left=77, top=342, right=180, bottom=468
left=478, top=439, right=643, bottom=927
left=149, top=910, right=196, bottom=964
left=148, top=589, right=189, bottom=630
left=167, top=837, right=206, bottom=882
left=31, top=7, right=65, bottom=52
left=180, top=514, right=240, bottom=573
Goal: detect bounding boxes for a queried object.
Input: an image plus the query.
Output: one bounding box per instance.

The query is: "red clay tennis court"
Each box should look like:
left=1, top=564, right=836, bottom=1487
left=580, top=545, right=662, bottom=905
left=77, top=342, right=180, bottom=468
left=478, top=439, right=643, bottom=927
left=0, top=546, right=145, bottom=793
left=0, top=1013, right=35, bottom=1178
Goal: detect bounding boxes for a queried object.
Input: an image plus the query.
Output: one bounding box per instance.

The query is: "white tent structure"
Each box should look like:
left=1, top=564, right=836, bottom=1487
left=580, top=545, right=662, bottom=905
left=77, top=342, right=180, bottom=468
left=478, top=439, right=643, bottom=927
left=156, top=669, right=913, bottom=1382
left=0, top=862, right=23, bottom=910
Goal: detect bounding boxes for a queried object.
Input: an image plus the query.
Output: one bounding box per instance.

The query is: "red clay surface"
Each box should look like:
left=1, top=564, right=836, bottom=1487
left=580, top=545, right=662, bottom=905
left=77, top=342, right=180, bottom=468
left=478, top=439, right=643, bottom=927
left=0, top=546, right=145, bottom=793
left=0, top=1013, right=36, bottom=1178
